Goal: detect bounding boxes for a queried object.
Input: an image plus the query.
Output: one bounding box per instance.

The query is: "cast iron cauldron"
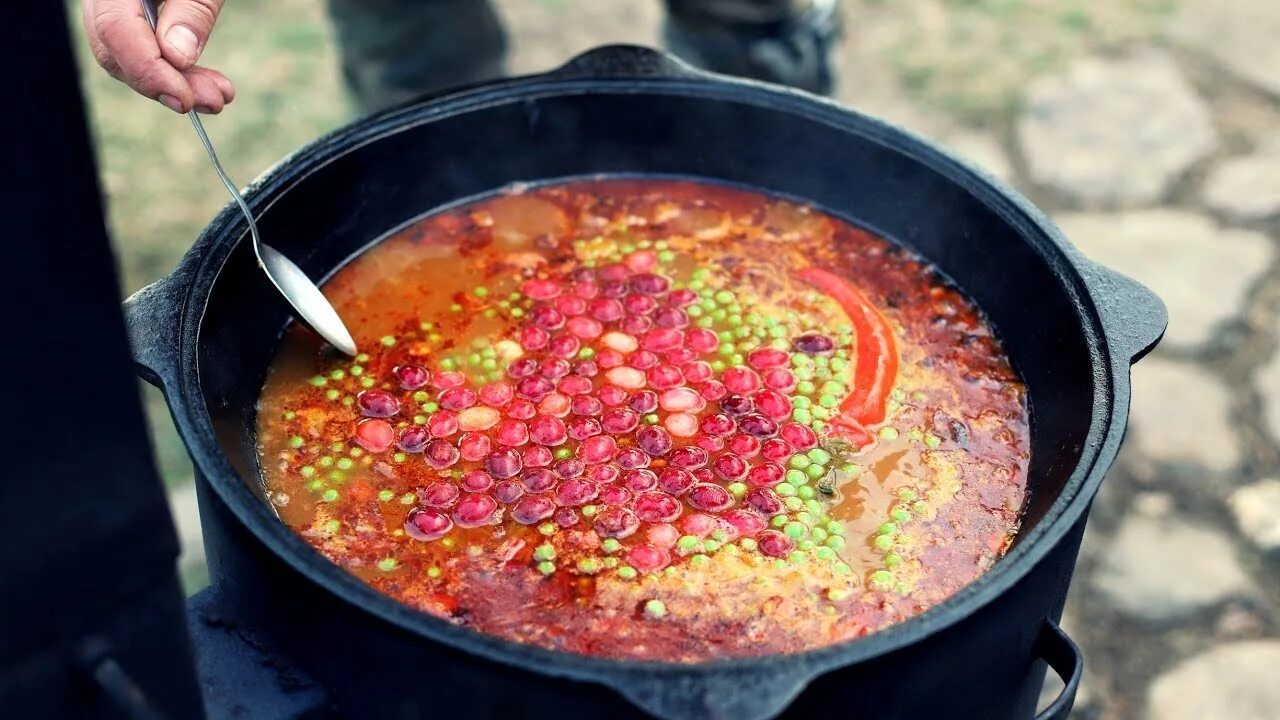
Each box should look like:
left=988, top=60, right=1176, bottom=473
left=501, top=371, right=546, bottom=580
left=125, top=46, right=1166, bottom=720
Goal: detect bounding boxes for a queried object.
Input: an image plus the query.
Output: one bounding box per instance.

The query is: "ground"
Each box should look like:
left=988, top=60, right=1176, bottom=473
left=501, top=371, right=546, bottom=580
left=73, top=0, right=1280, bottom=717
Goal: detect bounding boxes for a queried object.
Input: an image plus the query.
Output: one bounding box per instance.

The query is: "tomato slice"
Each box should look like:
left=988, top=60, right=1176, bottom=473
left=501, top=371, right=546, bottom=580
left=797, top=267, right=899, bottom=431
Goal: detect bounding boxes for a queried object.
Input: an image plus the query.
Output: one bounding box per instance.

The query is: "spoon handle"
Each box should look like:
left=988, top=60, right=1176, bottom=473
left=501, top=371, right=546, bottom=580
left=138, top=0, right=264, bottom=267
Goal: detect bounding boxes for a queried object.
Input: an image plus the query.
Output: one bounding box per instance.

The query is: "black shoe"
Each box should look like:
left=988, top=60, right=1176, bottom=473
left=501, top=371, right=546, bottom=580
left=662, top=0, right=840, bottom=95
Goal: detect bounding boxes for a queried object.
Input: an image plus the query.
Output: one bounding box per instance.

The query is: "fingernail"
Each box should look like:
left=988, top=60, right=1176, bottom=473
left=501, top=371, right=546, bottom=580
left=166, top=24, right=199, bottom=62
left=194, top=105, right=217, bottom=114
left=158, top=94, right=184, bottom=112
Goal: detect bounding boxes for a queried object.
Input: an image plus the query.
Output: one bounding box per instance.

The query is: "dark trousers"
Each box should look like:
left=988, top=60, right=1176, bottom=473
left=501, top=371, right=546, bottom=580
left=325, top=0, right=816, bottom=113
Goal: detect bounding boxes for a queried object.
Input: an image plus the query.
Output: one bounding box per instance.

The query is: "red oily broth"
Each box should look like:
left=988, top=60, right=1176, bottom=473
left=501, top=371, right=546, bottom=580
left=256, top=179, right=1029, bottom=661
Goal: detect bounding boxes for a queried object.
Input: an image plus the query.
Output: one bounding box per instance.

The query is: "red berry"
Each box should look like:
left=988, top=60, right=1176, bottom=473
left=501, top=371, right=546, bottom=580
left=589, top=297, right=624, bottom=322
left=529, top=305, right=566, bottom=331
left=665, top=347, right=698, bottom=365
left=627, top=545, right=670, bottom=572
left=685, top=328, right=719, bottom=353
left=355, top=418, right=395, bottom=452
left=681, top=513, right=715, bottom=537
left=554, top=508, right=580, bottom=527
left=405, top=508, right=452, bottom=541
left=761, top=438, right=792, bottom=462
left=597, top=384, right=628, bottom=406
left=722, top=366, right=761, bottom=394
left=431, top=371, right=466, bottom=389
left=599, top=485, right=632, bottom=505
left=746, top=488, right=785, bottom=516
left=522, top=444, right=553, bottom=468
left=615, top=447, right=650, bottom=469
left=587, top=464, right=620, bottom=484
left=657, top=467, right=695, bottom=496
left=461, top=469, right=494, bottom=492
left=641, top=328, right=683, bottom=352
left=627, top=350, right=659, bottom=370
left=700, top=413, right=736, bottom=437
left=421, top=481, right=460, bottom=508
left=695, top=380, right=728, bottom=402
left=394, top=364, right=430, bottom=390
left=479, top=382, right=515, bottom=407
left=555, top=479, right=598, bottom=506
left=519, top=325, right=550, bottom=351
left=540, top=358, right=571, bottom=379
left=779, top=422, right=819, bottom=450
left=511, top=495, right=557, bottom=525
left=653, top=308, right=688, bottom=329
left=596, top=349, right=625, bottom=369
left=521, top=278, right=561, bottom=300
left=570, top=394, right=603, bottom=416
left=630, top=272, right=671, bottom=294
left=507, top=357, right=539, bottom=379
left=712, top=454, right=749, bottom=482
left=695, top=434, right=726, bottom=452
left=438, top=387, right=477, bottom=411
left=763, top=368, right=797, bottom=392
left=554, top=458, right=585, bottom=479
left=738, top=414, right=778, bottom=439
left=577, top=435, right=618, bottom=464
left=507, top=399, right=536, bottom=420
left=687, top=483, right=734, bottom=512
left=555, top=294, right=587, bottom=316
left=495, top=418, right=530, bottom=446
left=566, top=417, right=602, bottom=440
left=635, top=425, right=673, bottom=456
left=746, top=462, right=785, bottom=488
left=486, top=448, right=523, bottom=478
left=593, top=507, right=640, bottom=539
left=601, top=407, right=640, bottom=434
left=634, top=492, right=682, bottom=523
left=624, top=293, right=658, bottom=316
left=549, top=334, right=581, bottom=359
left=724, top=509, right=767, bottom=537
left=517, top=376, right=555, bottom=401
left=357, top=390, right=400, bottom=418
left=681, top=361, right=714, bottom=383
left=622, top=469, right=659, bottom=492
left=668, top=446, right=709, bottom=469
left=458, top=432, right=491, bottom=461
left=758, top=530, right=796, bottom=557
left=746, top=347, right=789, bottom=370
left=520, top=468, right=557, bottom=493
left=397, top=426, right=430, bottom=453
left=566, top=316, right=603, bottom=339
left=666, top=288, right=698, bottom=307
left=646, top=364, right=684, bottom=390
left=629, top=390, right=659, bottom=414
left=426, top=412, right=459, bottom=438
left=493, top=480, right=524, bottom=504
left=528, top=415, right=568, bottom=446
left=424, top=438, right=460, bottom=468
left=728, top=433, right=762, bottom=458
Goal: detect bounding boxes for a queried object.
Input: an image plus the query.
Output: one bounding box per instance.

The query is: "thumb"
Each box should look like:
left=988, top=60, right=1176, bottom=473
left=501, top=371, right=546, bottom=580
left=156, top=0, right=224, bottom=70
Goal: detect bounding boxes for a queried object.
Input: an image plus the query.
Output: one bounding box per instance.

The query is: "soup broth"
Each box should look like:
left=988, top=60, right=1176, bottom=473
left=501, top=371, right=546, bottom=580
left=256, top=179, right=1030, bottom=661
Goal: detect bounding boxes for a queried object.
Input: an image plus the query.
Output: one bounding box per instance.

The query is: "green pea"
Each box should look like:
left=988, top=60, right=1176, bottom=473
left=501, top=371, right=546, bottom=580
left=879, top=427, right=900, bottom=441
left=321, top=488, right=339, bottom=502
left=775, top=482, right=797, bottom=497
left=891, top=508, right=912, bottom=523
left=771, top=515, right=789, bottom=528
left=288, top=435, right=305, bottom=449
left=703, top=540, right=721, bottom=553
left=336, top=457, right=354, bottom=470
left=538, top=522, right=557, bottom=536
left=784, top=496, right=805, bottom=512
left=827, top=520, right=846, bottom=535
left=309, top=376, right=327, bottom=387
left=554, top=447, right=572, bottom=459
left=376, top=557, right=398, bottom=571
left=797, top=381, right=816, bottom=395
left=581, top=504, right=598, bottom=517
left=912, top=501, right=930, bottom=515
left=826, top=535, right=847, bottom=551
left=805, top=464, right=826, bottom=480
left=874, top=534, right=895, bottom=551
left=533, top=544, right=557, bottom=561
left=878, top=523, right=897, bottom=536
left=885, top=553, right=903, bottom=568
left=330, top=369, right=346, bottom=381
left=325, top=389, right=340, bottom=401
left=349, top=365, right=364, bottom=377
left=414, top=415, right=427, bottom=425
left=380, top=336, right=396, bottom=347
left=577, top=558, right=602, bottom=574
left=305, top=479, right=324, bottom=492
left=644, top=414, right=659, bottom=425
left=644, top=599, right=667, bottom=618
left=792, top=408, right=812, bottom=424
left=787, top=550, right=806, bottom=564
left=427, top=566, right=442, bottom=578
left=423, top=402, right=439, bottom=412
left=378, top=489, right=394, bottom=502
left=400, top=492, right=417, bottom=505
left=898, top=488, right=918, bottom=502
left=740, top=538, right=758, bottom=552
left=789, top=455, right=811, bottom=470
left=869, top=570, right=893, bottom=589
left=815, top=547, right=836, bottom=562
left=714, top=290, right=734, bottom=304
left=784, top=521, right=807, bottom=539
left=299, top=465, right=316, bottom=478
left=818, top=394, right=838, bottom=408
left=727, top=482, right=748, bottom=498
left=318, top=456, right=334, bottom=468
left=797, top=485, right=816, bottom=500
left=690, top=554, right=710, bottom=567
left=793, top=396, right=811, bottom=409
left=617, top=566, right=638, bottom=580
left=925, top=434, right=942, bottom=448
left=536, top=561, right=556, bottom=575
left=360, top=378, right=375, bottom=388
left=601, top=538, right=621, bottom=554
left=677, top=535, right=700, bottom=552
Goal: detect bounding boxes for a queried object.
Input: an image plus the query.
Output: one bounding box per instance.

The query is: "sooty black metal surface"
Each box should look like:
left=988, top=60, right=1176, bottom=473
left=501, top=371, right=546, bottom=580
left=125, top=46, right=1166, bottom=719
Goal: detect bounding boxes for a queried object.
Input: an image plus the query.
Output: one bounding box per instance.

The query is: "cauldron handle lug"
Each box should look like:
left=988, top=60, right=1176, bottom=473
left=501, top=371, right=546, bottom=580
left=122, top=265, right=190, bottom=393
left=1033, top=619, right=1082, bottom=720
left=1082, top=262, right=1167, bottom=365
left=605, top=663, right=822, bottom=720
left=547, top=44, right=712, bottom=82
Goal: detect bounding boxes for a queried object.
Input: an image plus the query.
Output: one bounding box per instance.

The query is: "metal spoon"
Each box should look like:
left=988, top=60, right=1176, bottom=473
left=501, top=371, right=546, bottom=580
left=139, top=0, right=358, bottom=357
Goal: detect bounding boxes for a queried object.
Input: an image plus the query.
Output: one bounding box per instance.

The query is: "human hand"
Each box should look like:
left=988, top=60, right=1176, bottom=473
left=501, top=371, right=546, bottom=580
left=82, top=0, right=234, bottom=113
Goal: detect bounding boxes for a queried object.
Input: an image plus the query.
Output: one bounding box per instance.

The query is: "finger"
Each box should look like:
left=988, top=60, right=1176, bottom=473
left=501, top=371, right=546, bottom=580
left=156, top=0, right=224, bottom=71
left=91, top=0, right=194, bottom=109
left=186, top=67, right=228, bottom=113
left=186, top=65, right=236, bottom=104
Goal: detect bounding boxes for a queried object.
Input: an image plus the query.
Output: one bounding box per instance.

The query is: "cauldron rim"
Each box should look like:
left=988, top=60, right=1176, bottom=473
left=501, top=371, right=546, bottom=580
left=135, top=46, right=1163, bottom=685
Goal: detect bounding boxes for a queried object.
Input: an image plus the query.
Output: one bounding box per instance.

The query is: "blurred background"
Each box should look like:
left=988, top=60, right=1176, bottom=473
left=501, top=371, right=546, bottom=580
left=72, top=1, right=1279, bottom=718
